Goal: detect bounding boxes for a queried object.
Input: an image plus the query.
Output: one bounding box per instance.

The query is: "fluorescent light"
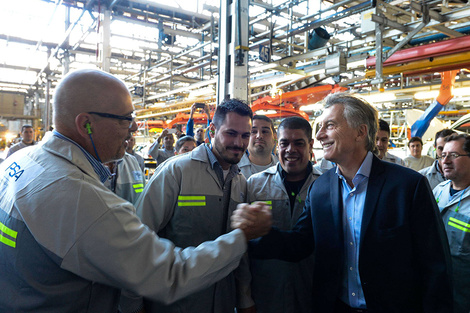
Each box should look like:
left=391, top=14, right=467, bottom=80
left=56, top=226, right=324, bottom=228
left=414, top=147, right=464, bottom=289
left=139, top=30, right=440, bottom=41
left=454, top=87, right=470, bottom=97
left=360, top=92, right=396, bottom=103
left=300, top=103, right=324, bottom=112
left=414, top=90, right=439, bottom=100
left=255, top=110, right=277, bottom=115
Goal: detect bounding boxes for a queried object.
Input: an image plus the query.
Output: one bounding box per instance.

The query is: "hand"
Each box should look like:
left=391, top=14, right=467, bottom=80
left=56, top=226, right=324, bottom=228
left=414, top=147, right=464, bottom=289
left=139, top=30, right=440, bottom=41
left=190, top=103, right=197, bottom=117
left=158, top=129, right=169, bottom=142
left=231, top=202, right=272, bottom=241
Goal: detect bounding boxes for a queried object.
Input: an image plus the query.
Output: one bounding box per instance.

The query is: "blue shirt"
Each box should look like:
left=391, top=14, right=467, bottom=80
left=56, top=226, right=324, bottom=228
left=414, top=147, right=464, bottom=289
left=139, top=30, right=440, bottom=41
left=53, top=130, right=111, bottom=183
left=336, top=151, right=373, bottom=309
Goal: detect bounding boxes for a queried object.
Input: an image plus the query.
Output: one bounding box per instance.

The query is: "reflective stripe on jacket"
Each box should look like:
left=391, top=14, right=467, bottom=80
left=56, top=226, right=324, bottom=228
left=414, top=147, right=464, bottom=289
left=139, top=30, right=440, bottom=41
left=434, top=181, right=470, bottom=313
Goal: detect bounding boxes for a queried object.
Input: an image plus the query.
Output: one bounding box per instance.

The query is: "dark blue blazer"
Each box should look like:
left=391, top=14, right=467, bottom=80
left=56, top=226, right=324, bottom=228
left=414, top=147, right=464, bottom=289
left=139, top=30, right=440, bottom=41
left=250, top=156, right=453, bottom=313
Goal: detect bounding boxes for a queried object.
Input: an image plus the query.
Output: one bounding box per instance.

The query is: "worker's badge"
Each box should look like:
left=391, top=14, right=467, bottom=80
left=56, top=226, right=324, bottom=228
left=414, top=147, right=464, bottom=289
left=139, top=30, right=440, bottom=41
left=132, top=171, right=143, bottom=181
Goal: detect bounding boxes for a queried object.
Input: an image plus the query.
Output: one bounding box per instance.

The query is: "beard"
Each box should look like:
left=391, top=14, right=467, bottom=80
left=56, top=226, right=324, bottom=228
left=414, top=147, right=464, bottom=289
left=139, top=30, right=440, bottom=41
left=213, top=140, right=245, bottom=165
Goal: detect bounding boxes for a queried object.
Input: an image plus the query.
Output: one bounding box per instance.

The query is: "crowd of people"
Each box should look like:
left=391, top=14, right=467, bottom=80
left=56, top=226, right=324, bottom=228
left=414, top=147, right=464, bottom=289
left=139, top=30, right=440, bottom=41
left=1, top=69, right=470, bottom=313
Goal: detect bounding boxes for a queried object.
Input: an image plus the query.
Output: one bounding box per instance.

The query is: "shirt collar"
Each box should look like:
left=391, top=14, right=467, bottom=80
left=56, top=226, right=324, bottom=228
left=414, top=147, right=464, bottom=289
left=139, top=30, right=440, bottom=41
left=335, top=151, right=373, bottom=182
left=205, top=144, right=240, bottom=174
left=53, top=130, right=111, bottom=183
left=277, top=161, right=313, bottom=180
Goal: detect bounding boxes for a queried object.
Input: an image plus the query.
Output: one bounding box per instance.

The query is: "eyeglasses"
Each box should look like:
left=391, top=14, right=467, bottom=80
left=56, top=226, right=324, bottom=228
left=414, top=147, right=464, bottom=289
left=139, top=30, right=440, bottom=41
left=88, top=112, right=136, bottom=129
left=438, top=152, right=470, bottom=160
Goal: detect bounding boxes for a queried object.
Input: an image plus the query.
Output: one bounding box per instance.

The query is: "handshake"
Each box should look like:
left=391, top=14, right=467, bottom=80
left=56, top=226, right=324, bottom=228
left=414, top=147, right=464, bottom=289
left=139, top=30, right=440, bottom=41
left=231, top=202, right=273, bottom=241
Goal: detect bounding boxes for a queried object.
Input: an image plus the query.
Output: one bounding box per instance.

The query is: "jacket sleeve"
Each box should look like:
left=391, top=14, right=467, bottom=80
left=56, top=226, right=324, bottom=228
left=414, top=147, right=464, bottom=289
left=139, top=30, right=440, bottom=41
left=412, top=176, right=453, bottom=313
left=60, top=193, right=247, bottom=305
left=186, top=119, right=194, bottom=137
left=147, top=142, right=161, bottom=160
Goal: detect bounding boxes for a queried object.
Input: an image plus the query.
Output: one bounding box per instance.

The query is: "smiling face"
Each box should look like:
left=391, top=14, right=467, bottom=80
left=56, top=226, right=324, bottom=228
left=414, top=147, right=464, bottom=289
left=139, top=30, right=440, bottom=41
left=248, top=119, right=275, bottom=157
left=210, top=112, right=252, bottom=170
left=278, top=127, right=313, bottom=181
left=315, top=104, right=365, bottom=168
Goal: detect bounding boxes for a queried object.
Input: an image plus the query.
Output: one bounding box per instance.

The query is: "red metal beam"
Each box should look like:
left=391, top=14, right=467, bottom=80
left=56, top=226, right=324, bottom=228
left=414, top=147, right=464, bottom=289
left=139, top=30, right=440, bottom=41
left=366, top=35, right=470, bottom=68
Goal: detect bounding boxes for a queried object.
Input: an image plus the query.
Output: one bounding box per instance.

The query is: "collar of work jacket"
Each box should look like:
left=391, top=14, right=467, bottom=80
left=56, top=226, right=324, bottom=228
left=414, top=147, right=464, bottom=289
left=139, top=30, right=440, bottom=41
left=43, top=133, right=109, bottom=183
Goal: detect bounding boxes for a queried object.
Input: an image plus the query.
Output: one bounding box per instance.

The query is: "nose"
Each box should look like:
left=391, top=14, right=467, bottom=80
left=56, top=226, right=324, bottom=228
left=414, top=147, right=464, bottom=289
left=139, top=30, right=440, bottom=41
left=129, top=120, right=138, bottom=132
left=285, top=143, right=294, bottom=153
left=316, top=127, right=325, bottom=141
left=234, top=134, right=243, bottom=146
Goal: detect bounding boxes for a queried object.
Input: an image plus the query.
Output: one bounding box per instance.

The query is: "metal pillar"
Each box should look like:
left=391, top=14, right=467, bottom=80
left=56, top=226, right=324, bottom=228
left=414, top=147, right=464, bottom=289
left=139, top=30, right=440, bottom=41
left=217, top=0, right=249, bottom=105
left=101, top=10, right=112, bottom=72
left=63, top=5, right=71, bottom=75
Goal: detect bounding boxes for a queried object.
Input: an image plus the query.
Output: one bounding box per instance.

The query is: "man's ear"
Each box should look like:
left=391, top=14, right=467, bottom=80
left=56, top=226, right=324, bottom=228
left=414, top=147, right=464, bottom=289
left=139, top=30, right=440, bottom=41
left=356, top=124, right=368, bottom=142
left=209, top=123, right=216, bottom=139
left=76, top=113, right=92, bottom=139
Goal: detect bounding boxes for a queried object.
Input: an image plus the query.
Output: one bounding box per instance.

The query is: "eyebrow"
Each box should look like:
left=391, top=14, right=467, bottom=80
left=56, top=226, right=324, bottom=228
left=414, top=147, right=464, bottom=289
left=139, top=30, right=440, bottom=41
left=252, top=126, right=271, bottom=130
left=279, top=138, right=306, bottom=143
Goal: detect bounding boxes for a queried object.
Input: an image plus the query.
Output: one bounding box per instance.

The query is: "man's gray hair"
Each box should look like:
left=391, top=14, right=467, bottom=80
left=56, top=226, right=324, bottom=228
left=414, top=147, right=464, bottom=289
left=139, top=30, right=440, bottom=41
left=323, top=93, right=378, bottom=153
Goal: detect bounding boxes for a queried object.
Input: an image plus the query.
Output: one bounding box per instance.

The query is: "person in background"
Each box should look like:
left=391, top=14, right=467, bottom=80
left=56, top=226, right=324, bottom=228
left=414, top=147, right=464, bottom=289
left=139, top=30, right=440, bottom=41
left=104, top=153, right=145, bottom=205
left=136, top=99, right=256, bottom=313
left=234, top=93, right=453, bottom=313
left=0, top=69, right=271, bottom=313
left=175, top=136, right=197, bottom=155
left=187, top=103, right=211, bottom=146
left=126, top=135, right=145, bottom=172
left=404, top=136, right=434, bottom=171
left=247, top=116, right=320, bottom=313
left=420, top=129, right=456, bottom=189
left=148, top=129, right=175, bottom=165
left=238, top=115, right=278, bottom=179
left=433, top=133, right=470, bottom=313
left=6, top=124, right=37, bottom=158
left=376, top=119, right=404, bottom=165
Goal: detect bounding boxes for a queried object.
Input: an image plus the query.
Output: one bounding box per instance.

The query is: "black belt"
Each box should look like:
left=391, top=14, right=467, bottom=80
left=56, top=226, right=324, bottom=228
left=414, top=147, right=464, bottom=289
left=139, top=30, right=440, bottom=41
left=335, top=299, right=368, bottom=313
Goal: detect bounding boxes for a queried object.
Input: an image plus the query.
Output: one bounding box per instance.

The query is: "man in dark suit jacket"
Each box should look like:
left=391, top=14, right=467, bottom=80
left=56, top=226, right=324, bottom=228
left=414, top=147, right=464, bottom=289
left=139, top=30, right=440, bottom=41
left=234, top=93, right=453, bottom=313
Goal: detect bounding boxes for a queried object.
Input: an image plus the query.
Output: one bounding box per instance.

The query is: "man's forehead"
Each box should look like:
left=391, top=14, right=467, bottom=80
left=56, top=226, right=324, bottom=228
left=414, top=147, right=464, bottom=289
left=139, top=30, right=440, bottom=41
left=320, top=105, right=343, bottom=120
left=444, top=139, right=464, bottom=151
left=220, top=112, right=252, bottom=127
left=279, top=128, right=308, bottom=140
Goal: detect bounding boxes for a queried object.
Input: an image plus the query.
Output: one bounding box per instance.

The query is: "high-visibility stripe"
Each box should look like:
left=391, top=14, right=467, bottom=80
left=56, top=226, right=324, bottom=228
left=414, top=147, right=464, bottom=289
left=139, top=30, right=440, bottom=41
left=0, top=222, right=17, bottom=239
left=250, top=201, right=272, bottom=209
left=448, top=221, right=470, bottom=233
left=135, top=189, right=144, bottom=193
left=0, top=222, right=17, bottom=248
left=133, top=183, right=144, bottom=189
left=0, top=235, right=16, bottom=248
left=178, top=202, right=207, bottom=206
left=449, top=217, right=470, bottom=229
left=178, top=196, right=206, bottom=200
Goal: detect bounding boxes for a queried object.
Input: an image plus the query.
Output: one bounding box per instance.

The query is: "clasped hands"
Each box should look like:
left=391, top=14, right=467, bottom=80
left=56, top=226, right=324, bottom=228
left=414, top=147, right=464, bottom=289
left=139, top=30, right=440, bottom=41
left=231, top=202, right=272, bottom=241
